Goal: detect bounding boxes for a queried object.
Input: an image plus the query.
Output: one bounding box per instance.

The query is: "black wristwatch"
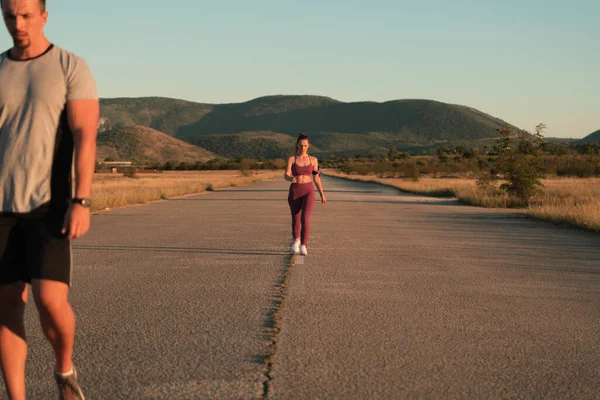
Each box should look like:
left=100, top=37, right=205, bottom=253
left=72, top=197, right=92, bottom=208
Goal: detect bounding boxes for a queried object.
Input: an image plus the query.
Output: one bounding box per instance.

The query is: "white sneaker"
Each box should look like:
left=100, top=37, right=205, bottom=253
left=300, top=245, right=308, bottom=256
left=291, top=240, right=300, bottom=254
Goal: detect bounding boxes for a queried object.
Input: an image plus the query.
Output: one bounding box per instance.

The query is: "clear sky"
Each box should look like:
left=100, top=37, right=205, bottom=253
left=2, top=0, right=598, bottom=138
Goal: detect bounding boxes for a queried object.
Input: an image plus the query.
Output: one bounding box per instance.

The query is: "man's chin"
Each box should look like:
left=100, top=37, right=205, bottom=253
left=13, top=38, right=30, bottom=50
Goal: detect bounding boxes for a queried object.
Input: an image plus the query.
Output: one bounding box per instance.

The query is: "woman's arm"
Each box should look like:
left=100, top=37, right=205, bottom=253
left=312, top=157, right=326, bottom=203
left=284, top=156, right=296, bottom=182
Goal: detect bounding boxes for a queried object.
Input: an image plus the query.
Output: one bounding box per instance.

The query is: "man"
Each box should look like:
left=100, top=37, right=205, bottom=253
left=0, top=0, right=99, bottom=398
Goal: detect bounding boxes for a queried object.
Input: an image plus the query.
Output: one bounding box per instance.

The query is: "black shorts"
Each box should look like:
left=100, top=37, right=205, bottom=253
left=0, top=203, right=71, bottom=286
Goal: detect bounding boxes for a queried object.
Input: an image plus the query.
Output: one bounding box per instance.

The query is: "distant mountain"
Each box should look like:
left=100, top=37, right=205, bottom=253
left=575, top=129, right=600, bottom=145
left=99, top=95, right=517, bottom=158
left=545, top=137, right=577, bottom=144
left=97, top=125, right=218, bottom=164
left=99, top=97, right=214, bottom=136
left=186, top=131, right=323, bottom=160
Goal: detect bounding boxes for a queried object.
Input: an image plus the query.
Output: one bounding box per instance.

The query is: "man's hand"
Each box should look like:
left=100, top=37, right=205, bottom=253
left=321, top=195, right=327, bottom=204
left=61, top=204, right=91, bottom=239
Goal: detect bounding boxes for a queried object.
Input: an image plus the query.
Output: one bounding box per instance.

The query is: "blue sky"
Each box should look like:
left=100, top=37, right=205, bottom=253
left=2, top=0, right=598, bottom=138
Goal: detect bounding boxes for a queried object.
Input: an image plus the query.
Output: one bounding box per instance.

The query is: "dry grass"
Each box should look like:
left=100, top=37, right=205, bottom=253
left=91, top=170, right=281, bottom=212
left=323, top=170, right=600, bottom=232
left=527, top=178, right=600, bottom=231
left=324, top=170, right=471, bottom=197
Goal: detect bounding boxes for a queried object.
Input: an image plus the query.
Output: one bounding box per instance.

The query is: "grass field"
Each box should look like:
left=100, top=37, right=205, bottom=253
left=323, top=170, right=600, bottom=232
left=91, top=170, right=281, bottom=212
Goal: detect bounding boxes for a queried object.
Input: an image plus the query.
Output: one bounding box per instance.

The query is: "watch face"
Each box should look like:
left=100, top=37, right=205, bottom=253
left=75, top=198, right=92, bottom=207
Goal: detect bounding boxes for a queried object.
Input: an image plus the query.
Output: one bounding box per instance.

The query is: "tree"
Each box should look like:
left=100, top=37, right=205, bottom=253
left=455, top=146, right=466, bottom=156
left=387, top=146, right=398, bottom=160
left=584, top=142, right=600, bottom=156
left=273, top=158, right=287, bottom=169
left=517, top=131, right=535, bottom=154
left=494, top=124, right=546, bottom=203
left=409, top=163, right=420, bottom=182
left=240, top=158, right=253, bottom=176
left=462, top=147, right=479, bottom=159
left=436, top=146, right=449, bottom=162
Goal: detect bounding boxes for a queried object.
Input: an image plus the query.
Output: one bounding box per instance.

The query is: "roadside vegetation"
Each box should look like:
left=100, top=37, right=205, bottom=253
left=92, top=170, right=281, bottom=212
left=323, top=124, right=600, bottom=232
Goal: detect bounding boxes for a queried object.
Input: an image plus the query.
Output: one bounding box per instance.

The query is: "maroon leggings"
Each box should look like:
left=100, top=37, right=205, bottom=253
left=288, top=182, right=315, bottom=245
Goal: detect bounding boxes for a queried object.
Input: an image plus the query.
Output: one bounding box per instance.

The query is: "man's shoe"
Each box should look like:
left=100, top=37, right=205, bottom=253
left=300, top=245, right=308, bottom=256
left=291, top=240, right=300, bottom=254
left=55, top=368, right=85, bottom=400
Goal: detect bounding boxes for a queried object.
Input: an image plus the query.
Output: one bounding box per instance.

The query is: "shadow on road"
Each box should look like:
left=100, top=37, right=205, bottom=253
left=215, top=189, right=382, bottom=194
left=73, top=245, right=288, bottom=256
left=167, top=198, right=462, bottom=206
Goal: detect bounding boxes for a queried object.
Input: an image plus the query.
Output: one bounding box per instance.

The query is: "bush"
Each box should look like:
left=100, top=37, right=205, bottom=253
left=240, top=159, right=252, bottom=176
left=410, top=164, right=420, bottom=182
left=476, top=174, right=495, bottom=190
left=494, top=124, right=546, bottom=203
left=122, top=167, right=137, bottom=178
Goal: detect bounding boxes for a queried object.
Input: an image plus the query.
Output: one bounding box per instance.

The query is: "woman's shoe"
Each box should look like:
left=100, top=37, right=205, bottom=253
left=300, top=245, right=308, bottom=256
left=291, top=240, right=300, bottom=254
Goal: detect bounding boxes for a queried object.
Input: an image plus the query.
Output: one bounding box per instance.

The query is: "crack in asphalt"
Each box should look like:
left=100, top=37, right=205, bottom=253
left=261, top=254, right=297, bottom=399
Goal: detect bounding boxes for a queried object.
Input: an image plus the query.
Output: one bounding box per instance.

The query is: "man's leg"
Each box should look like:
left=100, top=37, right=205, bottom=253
left=0, top=282, right=28, bottom=400
left=32, top=280, right=75, bottom=374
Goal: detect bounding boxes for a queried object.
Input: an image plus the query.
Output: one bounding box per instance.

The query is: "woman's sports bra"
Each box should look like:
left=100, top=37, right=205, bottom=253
left=292, top=156, right=314, bottom=176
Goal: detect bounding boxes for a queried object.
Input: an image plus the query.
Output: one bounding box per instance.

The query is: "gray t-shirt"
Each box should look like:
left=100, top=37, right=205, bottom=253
left=0, top=44, right=98, bottom=213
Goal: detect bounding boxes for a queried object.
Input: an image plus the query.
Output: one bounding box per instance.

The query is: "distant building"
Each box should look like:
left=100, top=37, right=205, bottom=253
left=98, top=161, right=132, bottom=166
left=96, top=161, right=133, bottom=174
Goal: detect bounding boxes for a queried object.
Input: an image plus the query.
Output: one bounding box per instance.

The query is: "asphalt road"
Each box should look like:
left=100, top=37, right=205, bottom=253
left=19, top=175, right=600, bottom=399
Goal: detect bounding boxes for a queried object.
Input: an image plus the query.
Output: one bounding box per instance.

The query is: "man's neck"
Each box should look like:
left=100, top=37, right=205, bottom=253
left=10, top=38, right=52, bottom=60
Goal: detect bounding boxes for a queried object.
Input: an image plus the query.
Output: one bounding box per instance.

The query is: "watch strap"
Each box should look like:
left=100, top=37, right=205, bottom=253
left=72, top=197, right=92, bottom=207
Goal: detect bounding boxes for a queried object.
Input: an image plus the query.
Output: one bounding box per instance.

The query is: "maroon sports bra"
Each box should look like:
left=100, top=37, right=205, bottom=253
left=292, top=156, right=314, bottom=176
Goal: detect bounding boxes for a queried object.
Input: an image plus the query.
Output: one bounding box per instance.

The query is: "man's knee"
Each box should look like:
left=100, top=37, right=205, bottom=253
left=32, top=280, right=69, bottom=316
left=0, top=283, right=27, bottom=320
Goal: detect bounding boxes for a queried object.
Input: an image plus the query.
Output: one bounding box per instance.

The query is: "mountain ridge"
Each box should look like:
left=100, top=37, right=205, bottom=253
left=575, top=129, right=600, bottom=145
left=98, top=95, right=522, bottom=159
left=97, top=125, right=218, bottom=164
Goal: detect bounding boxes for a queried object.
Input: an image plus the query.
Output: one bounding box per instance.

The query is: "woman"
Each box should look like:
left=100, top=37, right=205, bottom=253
left=284, top=133, right=326, bottom=256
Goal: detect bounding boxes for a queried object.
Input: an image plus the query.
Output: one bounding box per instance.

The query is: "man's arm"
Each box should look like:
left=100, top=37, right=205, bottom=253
left=69, top=99, right=99, bottom=198
left=61, top=99, right=99, bottom=239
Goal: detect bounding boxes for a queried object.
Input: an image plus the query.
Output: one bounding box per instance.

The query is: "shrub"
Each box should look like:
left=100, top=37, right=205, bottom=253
left=410, top=164, right=420, bottom=182
left=494, top=124, right=546, bottom=203
left=476, top=174, right=495, bottom=190
left=122, top=167, right=137, bottom=178
left=240, top=159, right=252, bottom=176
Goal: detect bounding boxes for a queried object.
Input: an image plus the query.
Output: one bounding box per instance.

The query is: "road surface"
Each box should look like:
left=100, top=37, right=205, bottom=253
left=20, top=175, right=600, bottom=399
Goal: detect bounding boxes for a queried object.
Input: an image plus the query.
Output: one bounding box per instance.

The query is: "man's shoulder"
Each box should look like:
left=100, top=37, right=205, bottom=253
left=51, top=45, right=95, bottom=84
left=52, top=45, right=88, bottom=65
